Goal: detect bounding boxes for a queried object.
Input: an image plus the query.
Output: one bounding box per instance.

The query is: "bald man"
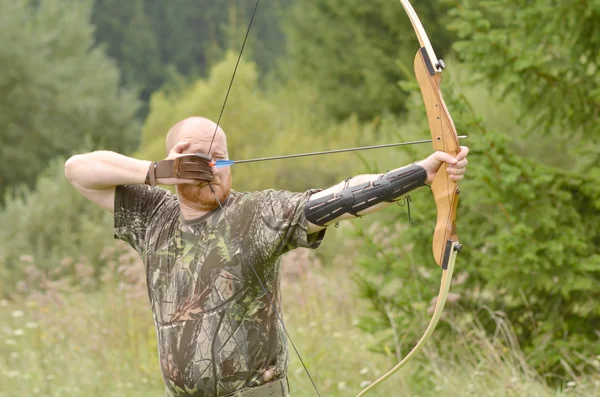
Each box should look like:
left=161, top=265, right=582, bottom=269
left=65, top=117, right=469, bottom=397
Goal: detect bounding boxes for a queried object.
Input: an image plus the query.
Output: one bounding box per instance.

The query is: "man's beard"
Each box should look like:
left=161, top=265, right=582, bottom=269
left=177, top=175, right=231, bottom=209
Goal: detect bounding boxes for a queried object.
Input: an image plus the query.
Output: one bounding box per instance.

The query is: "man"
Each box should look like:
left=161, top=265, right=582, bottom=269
left=65, top=116, right=469, bottom=397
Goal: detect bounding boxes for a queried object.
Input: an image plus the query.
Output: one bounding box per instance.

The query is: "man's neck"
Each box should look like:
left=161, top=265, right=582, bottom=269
left=178, top=199, right=217, bottom=221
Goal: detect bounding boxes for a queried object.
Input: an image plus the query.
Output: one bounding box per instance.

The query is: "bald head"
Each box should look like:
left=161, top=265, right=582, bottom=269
left=165, top=117, right=227, bottom=156
left=167, top=117, right=233, bottom=212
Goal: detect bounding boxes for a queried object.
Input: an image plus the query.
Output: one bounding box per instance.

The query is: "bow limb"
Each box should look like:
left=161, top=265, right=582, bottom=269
left=399, top=0, right=461, bottom=268
left=355, top=248, right=457, bottom=397
left=356, top=2, right=462, bottom=395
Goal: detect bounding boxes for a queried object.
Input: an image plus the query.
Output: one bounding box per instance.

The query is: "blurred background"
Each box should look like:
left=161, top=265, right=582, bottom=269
left=0, top=0, right=598, bottom=396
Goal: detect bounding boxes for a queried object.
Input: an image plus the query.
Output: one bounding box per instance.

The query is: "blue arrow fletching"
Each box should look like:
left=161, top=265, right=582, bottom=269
left=214, top=159, right=235, bottom=168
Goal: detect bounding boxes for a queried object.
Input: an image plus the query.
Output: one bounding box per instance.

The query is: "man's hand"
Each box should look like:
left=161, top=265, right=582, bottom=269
left=152, top=141, right=214, bottom=186
left=165, top=141, right=193, bottom=161
left=417, top=146, right=469, bottom=184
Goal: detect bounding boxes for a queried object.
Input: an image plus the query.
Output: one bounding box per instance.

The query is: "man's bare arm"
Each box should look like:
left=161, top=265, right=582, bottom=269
left=65, top=151, right=151, bottom=213
left=306, top=147, right=469, bottom=234
left=65, top=141, right=204, bottom=212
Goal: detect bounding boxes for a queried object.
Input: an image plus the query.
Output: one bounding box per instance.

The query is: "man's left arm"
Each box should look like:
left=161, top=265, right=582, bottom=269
left=305, top=146, right=469, bottom=234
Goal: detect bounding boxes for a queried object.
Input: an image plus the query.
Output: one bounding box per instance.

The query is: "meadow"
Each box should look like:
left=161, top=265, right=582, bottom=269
left=1, top=243, right=597, bottom=396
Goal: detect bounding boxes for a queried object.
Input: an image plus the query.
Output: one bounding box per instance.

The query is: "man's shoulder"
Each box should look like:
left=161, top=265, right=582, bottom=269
left=225, top=189, right=299, bottom=208
left=229, top=188, right=319, bottom=201
left=225, top=189, right=277, bottom=203
left=116, top=184, right=177, bottom=201
left=115, top=184, right=179, bottom=220
left=225, top=189, right=321, bottom=217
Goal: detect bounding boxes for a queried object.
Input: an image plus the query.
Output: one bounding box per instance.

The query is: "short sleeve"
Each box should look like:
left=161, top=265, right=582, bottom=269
left=113, top=185, right=175, bottom=255
left=256, top=189, right=326, bottom=257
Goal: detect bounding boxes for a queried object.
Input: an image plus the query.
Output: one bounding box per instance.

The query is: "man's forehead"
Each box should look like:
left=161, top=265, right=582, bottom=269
left=180, top=121, right=216, bottom=138
left=184, top=130, right=227, bottom=153
left=179, top=118, right=224, bottom=137
left=166, top=117, right=228, bottom=156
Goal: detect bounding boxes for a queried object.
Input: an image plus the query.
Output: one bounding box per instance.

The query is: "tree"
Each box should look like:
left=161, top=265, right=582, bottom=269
left=91, top=0, right=295, bottom=118
left=283, top=0, right=454, bottom=121
left=449, top=0, right=600, bottom=165
left=120, top=0, right=163, bottom=115
left=0, top=0, right=140, bottom=201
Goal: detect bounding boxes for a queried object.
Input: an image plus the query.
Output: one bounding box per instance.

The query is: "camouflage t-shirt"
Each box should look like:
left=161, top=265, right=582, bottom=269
left=114, top=185, right=326, bottom=397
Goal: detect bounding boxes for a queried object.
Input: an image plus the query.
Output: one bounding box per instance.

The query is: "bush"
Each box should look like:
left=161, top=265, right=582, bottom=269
left=0, top=158, right=116, bottom=297
left=352, top=89, right=600, bottom=382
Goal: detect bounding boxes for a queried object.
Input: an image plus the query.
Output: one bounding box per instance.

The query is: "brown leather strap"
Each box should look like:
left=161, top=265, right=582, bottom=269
left=145, top=154, right=214, bottom=186
left=145, top=161, right=157, bottom=186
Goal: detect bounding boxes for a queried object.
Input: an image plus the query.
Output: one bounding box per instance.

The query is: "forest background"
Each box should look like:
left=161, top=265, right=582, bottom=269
left=0, top=0, right=599, bottom=396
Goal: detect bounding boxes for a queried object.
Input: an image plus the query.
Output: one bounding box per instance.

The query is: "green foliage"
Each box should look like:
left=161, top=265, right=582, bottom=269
left=283, top=0, right=455, bottom=121
left=120, top=0, right=163, bottom=107
left=353, top=79, right=600, bottom=382
left=351, top=0, right=600, bottom=383
left=0, top=0, right=140, bottom=201
left=443, top=0, right=600, bottom=376
left=459, top=130, right=600, bottom=376
left=0, top=157, right=114, bottom=297
left=91, top=0, right=293, bottom=117
left=448, top=0, right=600, bottom=141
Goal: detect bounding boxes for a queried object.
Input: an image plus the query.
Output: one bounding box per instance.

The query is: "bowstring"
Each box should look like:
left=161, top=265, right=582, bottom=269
left=209, top=185, right=322, bottom=396
left=207, top=1, right=322, bottom=395
left=207, top=0, right=260, bottom=155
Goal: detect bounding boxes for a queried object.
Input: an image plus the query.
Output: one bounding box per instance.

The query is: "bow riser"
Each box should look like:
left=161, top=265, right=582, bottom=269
left=413, top=48, right=461, bottom=268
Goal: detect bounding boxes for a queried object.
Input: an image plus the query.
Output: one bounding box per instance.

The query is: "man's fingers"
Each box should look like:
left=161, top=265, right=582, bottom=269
left=159, top=177, right=211, bottom=186
left=453, top=157, right=468, bottom=169
left=446, top=151, right=468, bottom=181
left=456, top=145, right=470, bottom=160
left=446, top=166, right=466, bottom=176
left=178, top=157, right=214, bottom=181
left=172, top=141, right=191, bottom=154
left=178, top=171, right=214, bottom=181
left=421, top=145, right=468, bottom=183
left=433, top=151, right=457, bottom=165
left=179, top=178, right=203, bottom=185
left=434, top=146, right=469, bottom=167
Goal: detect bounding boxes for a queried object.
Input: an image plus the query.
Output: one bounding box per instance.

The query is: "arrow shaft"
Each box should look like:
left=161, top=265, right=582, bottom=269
left=221, top=136, right=466, bottom=166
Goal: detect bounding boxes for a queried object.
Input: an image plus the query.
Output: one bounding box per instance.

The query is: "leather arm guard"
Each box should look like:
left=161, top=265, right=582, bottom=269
left=305, top=163, right=427, bottom=226
left=145, top=153, right=214, bottom=186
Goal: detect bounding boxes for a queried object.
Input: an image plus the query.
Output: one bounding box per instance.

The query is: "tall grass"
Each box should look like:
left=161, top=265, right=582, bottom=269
left=1, top=245, right=597, bottom=396
left=0, top=243, right=163, bottom=396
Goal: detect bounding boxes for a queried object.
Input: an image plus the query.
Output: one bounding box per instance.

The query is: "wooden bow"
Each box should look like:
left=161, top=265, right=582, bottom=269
left=355, top=1, right=462, bottom=395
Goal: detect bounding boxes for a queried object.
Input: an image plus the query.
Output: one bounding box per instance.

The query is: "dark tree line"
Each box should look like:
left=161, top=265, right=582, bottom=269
left=91, top=0, right=294, bottom=117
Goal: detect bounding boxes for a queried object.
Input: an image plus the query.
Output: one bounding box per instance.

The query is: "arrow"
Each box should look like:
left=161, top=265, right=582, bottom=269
left=214, top=135, right=467, bottom=168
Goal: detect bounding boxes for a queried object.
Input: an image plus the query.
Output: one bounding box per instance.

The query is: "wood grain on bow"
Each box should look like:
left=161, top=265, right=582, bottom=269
left=355, top=1, right=462, bottom=395
left=402, top=0, right=461, bottom=269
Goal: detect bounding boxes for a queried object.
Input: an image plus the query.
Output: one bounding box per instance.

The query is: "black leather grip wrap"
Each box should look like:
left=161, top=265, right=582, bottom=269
left=305, top=163, right=427, bottom=226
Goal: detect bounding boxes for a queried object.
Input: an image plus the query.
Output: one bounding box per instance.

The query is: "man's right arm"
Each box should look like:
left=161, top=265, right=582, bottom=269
left=65, top=141, right=209, bottom=212
left=64, top=151, right=151, bottom=213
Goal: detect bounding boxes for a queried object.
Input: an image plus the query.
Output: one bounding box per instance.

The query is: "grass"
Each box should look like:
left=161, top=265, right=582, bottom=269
left=1, top=249, right=598, bottom=397
left=0, top=291, right=163, bottom=397
left=280, top=260, right=599, bottom=397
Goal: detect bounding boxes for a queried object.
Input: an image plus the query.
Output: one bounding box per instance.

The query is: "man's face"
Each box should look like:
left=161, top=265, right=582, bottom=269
left=175, top=122, right=232, bottom=210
